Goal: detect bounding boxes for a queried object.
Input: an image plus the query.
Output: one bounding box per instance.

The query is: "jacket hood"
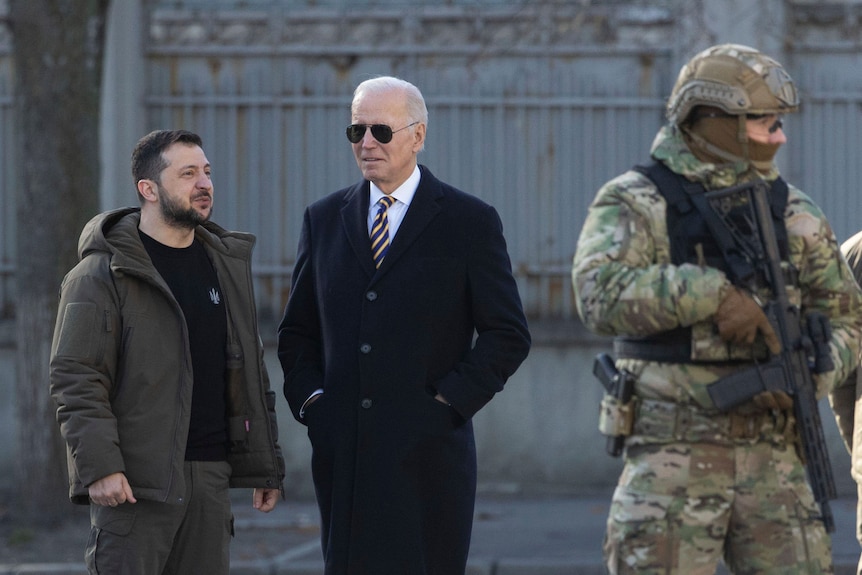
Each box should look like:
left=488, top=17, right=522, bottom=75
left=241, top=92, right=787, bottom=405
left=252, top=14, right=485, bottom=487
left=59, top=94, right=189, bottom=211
left=650, top=124, right=780, bottom=189
left=77, top=207, right=147, bottom=266
left=77, top=207, right=256, bottom=269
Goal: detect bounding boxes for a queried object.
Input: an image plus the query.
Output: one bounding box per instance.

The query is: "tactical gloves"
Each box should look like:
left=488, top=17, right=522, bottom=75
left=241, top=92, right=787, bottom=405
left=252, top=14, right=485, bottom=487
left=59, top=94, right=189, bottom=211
left=715, top=287, right=793, bottom=411
left=752, top=389, right=794, bottom=410
left=715, top=286, right=782, bottom=354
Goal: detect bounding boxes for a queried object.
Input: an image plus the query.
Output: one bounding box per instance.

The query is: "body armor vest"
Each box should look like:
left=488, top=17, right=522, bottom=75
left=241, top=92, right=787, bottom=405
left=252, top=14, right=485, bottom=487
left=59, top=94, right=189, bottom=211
left=613, top=161, right=790, bottom=363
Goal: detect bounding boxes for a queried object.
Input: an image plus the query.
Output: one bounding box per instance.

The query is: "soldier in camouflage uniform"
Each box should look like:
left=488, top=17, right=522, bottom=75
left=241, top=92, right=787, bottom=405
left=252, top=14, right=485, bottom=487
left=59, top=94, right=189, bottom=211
left=572, top=44, right=862, bottom=574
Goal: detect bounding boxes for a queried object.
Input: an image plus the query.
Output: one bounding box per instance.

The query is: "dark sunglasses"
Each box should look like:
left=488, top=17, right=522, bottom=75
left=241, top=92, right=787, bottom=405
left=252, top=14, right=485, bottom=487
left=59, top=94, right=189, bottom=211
left=693, top=112, right=784, bottom=134
left=746, top=114, right=784, bottom=134
left=345, top=122, right=418, bottom=144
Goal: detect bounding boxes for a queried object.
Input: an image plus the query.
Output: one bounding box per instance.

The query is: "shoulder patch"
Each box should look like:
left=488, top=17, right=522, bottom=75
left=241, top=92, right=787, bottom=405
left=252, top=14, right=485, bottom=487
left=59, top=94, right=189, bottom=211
left=56, top=302, right=98, bottom=359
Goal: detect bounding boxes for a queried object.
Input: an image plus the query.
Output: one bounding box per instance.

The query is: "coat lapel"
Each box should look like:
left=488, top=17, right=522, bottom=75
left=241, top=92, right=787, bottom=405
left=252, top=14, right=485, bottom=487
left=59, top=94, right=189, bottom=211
left=340, top=166, right=443, bottom=281
left=375, top=165, right=442, bottom=274
left=340, top=181, right=377, bottom=278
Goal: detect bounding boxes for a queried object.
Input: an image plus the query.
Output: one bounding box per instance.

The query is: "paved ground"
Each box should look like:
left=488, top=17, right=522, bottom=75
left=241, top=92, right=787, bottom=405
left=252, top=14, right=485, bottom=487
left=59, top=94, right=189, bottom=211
left=0, top=492, right=858, bottom=574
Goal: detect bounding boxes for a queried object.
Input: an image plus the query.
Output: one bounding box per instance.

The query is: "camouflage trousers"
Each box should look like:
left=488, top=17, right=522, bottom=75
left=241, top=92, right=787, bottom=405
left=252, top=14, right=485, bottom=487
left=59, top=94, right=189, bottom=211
left=603, top=440, right=832, bottom=574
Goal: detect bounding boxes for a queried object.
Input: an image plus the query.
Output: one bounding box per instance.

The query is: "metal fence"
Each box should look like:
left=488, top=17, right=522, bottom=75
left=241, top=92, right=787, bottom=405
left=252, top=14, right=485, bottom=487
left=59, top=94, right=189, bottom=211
left=789, top=42, right=862, bottom=245
left=4, top=1, right=862, bottom=324
left=0, top=40, right=14, bottom=320
left=141, top=2, right=672, bottom=322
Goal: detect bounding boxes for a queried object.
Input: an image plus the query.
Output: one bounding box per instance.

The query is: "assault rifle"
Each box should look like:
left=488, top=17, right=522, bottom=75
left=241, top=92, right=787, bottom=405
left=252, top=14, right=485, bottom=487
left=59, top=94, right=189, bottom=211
left=704, top=180, right=837, bottom=532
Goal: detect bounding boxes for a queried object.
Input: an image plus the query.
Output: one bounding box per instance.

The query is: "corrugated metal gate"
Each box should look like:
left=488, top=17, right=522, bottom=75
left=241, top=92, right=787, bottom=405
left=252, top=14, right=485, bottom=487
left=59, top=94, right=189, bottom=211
left=141, top=1, right=672, bottom=322
left=0, top=41, right=15, bottom=319
left=787, top=2, right=862, bottom=245
left=3, top=1, right=862, bottom=323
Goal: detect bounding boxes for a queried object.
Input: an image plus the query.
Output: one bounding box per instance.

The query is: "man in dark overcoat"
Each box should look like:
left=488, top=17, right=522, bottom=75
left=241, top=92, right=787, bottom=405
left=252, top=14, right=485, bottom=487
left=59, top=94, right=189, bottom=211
left=277, top=76, right=531, bottom=575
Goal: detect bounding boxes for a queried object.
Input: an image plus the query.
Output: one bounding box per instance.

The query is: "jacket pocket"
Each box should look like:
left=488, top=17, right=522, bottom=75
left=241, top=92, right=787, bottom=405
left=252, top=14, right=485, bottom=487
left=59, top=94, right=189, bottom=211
left=92, top=505, right=135, bottom=536
left=226, top=342, right=250, bottom=453
left=56, top=302, right=106, bottom=364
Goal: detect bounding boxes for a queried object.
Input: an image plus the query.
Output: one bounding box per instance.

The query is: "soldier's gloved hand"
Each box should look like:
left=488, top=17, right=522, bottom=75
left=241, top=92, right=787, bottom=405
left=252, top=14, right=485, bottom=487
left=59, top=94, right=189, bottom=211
left=752, top=390, right=794, bottom=410
left=715, top=286, right=782, bottom=354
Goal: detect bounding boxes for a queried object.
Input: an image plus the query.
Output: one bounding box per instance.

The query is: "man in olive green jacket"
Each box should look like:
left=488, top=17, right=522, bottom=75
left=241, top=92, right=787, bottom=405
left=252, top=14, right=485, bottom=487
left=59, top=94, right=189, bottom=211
left=50, top=130, right=284, bottom=574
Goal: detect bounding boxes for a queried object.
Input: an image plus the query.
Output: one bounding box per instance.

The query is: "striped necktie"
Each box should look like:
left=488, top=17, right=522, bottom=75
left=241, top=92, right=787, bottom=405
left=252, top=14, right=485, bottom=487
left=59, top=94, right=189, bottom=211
left=370, top=195, right=395, bottom=268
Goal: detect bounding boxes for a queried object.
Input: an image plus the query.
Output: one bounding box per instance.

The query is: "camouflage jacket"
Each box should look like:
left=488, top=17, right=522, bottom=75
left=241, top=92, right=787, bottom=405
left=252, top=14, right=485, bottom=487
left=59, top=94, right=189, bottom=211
left=572, top=125, right=862, bottom=437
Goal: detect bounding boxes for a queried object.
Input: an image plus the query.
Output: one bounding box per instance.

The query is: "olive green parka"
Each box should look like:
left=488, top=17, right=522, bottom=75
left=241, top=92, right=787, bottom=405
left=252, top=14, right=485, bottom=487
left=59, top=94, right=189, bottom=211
left=50, top=208, right=284, bottom=504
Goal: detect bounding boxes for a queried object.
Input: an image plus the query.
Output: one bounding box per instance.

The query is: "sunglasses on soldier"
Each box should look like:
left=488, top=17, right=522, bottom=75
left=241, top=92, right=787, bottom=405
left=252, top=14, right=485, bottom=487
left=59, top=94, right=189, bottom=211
left=694, top=111, right=784, bottom=134
left=746, top=114, right=784, bottom=134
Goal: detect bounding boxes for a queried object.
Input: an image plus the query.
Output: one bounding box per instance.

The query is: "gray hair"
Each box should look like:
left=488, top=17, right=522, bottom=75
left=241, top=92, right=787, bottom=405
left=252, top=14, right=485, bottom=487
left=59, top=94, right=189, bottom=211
left=352, top=76, right=428, bottom=127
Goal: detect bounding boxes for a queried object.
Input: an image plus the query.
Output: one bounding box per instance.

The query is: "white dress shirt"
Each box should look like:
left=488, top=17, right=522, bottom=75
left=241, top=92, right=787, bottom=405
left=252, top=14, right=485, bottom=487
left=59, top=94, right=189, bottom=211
left=366, top=164, right=420, bottom=240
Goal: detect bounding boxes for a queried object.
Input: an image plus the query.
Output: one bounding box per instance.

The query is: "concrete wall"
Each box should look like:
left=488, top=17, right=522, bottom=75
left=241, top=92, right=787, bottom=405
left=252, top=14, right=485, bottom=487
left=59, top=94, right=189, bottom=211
left=1, top=320, right=853, bottom=499
left=0, top=0, right=858, bottom=503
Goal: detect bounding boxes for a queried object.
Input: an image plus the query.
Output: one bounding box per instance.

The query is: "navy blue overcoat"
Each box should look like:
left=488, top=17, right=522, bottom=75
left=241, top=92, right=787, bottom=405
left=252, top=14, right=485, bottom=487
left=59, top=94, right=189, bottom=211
left=278, top=165, right=531, bottom=575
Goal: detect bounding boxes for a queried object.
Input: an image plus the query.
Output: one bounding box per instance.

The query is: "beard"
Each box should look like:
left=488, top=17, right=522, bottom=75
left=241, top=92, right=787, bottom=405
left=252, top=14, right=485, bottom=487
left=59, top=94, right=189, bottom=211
left=157, top=185, right=212, bottom=229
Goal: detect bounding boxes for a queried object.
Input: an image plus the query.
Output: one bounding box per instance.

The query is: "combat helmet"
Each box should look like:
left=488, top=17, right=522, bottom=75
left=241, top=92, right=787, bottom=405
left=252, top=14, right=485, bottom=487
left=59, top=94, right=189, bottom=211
left=666, top=43, right=799, bottom=126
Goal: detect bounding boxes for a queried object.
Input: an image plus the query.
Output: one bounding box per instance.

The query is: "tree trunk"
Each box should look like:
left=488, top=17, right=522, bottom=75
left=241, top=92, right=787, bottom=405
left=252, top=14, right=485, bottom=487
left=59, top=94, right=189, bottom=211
left=10, top=0, right=110, bottom=524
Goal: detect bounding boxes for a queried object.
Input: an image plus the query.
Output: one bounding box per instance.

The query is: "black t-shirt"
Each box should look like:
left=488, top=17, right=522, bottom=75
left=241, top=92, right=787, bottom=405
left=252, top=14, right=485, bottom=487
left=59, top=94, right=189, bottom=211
left=140, top=230, right=228, bottom=461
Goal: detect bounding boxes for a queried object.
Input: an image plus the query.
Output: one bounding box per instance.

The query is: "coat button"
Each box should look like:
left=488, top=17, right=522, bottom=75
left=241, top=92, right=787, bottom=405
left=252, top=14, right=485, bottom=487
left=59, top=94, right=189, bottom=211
left=360, top=398, right=373, bottom=409
left=360, top=343, right=372, bottom=354
left=366, top=291, right=377, bottom=301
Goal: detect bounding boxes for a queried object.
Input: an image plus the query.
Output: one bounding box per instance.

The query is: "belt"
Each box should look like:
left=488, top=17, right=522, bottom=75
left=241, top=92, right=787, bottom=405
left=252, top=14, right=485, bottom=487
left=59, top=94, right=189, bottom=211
left=632, top=398, right=795, bottom=443
left=613, top=332, right=768, bottom=365
left=614, top=328, right=692, bottom=363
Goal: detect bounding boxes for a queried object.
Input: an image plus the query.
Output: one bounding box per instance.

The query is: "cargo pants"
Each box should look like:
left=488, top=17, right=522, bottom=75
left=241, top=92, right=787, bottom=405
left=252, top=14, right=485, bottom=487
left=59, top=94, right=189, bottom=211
left=85, top=460, right=233, bottom=575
